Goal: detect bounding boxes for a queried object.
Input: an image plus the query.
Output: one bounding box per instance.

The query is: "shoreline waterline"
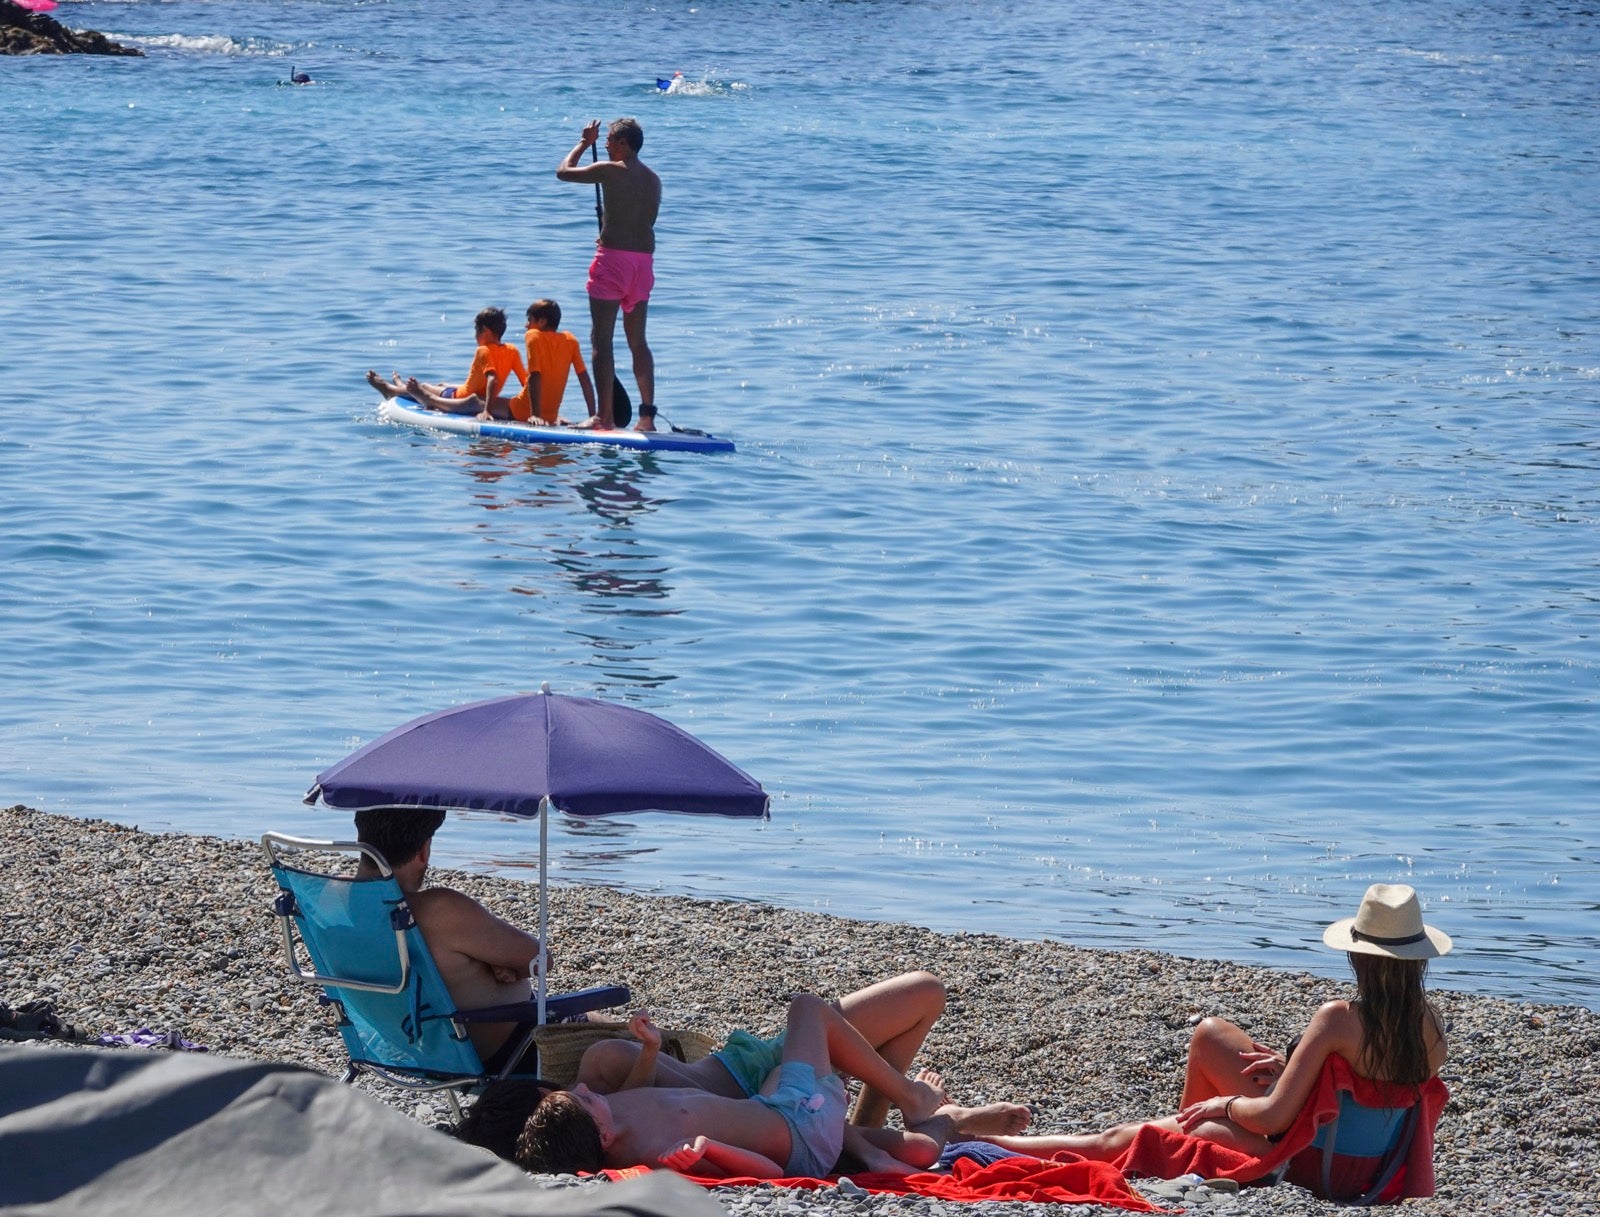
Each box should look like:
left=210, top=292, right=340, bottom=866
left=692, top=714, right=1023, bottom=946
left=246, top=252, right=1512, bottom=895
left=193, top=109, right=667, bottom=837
left=2, top=805, right=1596, bottom=1215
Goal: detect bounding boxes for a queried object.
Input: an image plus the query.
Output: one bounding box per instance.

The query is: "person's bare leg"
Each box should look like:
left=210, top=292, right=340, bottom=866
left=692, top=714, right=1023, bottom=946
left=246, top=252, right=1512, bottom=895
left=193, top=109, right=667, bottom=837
left=838, top=971, right=946, bottom=1127
left=585, top=297, right=622, bottom=429
left=842, top=1123, right=945, bottom=1175
left=1180, top=1017, right=1273, bottom=1106
left=985, top=1110, right=1273, bottom=1162
left=404, top=377, right=484, bottom=416
left=778, top=994, right=948, bottom=1127
left=913, top=1068, right=1030, bottom=1137
left=621, top=302, right=654, bottom=430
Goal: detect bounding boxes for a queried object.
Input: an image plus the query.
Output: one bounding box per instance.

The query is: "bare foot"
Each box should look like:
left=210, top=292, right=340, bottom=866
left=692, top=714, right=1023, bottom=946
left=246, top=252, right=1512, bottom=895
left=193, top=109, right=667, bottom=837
left=915, top=1068, right=952, bottom=1105
left=572, top=415, right=607, bottom=430
left=913, top=1069, right=1029, bottom=1136
left=635, top=412, right=657, bottom=433
left=945, top=1099, right=1032, bottom=1138
left=403, top=377, right=437, bottom=410
left=899, top=1074, right=948, bottom=1128
left=366, top=369, right=402, bottom=400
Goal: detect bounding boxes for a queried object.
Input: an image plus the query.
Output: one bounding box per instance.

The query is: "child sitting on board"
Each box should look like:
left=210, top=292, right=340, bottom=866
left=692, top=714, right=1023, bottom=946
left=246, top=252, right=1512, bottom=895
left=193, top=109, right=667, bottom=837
left=367, top=305, right=528, bottom=421
left=510, top=298, right=597, bottom=425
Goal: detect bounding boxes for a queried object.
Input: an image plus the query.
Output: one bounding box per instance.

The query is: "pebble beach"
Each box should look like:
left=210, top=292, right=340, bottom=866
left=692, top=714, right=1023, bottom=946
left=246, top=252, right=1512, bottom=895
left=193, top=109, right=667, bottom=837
left=2, top=804, right=1595, bottom=1216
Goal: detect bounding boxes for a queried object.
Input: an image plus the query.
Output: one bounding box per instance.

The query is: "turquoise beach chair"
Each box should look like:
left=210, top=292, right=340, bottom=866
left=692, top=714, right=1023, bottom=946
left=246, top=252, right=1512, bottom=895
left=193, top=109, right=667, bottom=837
left=1298, top=1090, right=1423, bottom=1204
left=1267, top=1059, right=1448, bottom=1205
left=262, top=832, right=627, bottom=1117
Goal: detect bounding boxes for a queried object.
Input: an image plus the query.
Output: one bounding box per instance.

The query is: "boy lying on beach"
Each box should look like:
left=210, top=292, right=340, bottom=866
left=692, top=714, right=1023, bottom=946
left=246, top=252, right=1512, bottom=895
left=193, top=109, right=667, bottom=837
left=516, top=994, right=1028, bottom=1178
left=573, top=971, right=949, bottom=1130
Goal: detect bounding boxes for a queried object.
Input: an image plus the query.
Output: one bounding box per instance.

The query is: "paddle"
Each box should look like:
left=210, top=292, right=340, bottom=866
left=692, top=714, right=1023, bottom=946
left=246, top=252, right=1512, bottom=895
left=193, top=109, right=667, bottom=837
left=591, top=135, right=633, bottom=428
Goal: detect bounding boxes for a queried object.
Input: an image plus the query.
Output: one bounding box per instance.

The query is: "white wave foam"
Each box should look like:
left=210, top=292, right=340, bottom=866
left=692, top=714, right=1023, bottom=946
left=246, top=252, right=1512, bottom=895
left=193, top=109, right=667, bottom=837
left=108, top=32, right=279, bottom=56
left=655, top=73, right=744, bottom=97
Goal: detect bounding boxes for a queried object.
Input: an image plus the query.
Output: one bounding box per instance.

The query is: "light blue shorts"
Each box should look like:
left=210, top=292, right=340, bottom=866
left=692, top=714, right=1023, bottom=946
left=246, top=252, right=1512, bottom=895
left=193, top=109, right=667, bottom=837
left=751, top=1061, right=847, bottom=1178
left=711, top=1028, right=786, bottom=1098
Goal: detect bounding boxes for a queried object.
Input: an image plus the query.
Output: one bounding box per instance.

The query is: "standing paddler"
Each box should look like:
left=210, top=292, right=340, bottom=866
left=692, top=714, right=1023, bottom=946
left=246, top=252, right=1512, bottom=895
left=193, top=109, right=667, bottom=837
left=557, top=118, right=661, bottom=432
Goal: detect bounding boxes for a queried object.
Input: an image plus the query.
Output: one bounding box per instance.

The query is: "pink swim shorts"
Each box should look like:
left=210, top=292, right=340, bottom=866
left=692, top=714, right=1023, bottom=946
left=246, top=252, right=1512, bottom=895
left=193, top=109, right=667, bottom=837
left=587, top=245, right=655, bottom=313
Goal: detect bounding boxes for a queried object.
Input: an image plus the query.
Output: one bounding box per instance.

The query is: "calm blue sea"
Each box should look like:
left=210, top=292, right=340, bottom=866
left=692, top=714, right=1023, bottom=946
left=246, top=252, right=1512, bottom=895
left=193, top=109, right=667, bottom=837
left=3, top=0, right=1596, bottom=1009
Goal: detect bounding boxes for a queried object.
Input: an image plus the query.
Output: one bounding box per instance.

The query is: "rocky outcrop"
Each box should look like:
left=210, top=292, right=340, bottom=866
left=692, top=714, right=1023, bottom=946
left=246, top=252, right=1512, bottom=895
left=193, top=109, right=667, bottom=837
left=1, top=0, right=142, bottom=55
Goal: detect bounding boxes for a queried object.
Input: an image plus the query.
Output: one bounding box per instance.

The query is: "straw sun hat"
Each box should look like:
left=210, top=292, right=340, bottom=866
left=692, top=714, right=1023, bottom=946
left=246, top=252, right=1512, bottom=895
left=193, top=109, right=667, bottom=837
left=1323, top=883, right=1452, bottom=959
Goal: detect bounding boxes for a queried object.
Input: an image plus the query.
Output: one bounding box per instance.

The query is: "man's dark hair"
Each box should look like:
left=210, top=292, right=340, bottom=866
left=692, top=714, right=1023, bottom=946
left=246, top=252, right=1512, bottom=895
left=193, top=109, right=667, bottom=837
left=609, top=117, right=644, bottom=153
left=526, top=299, right=562, bottom=329
left=455, top=1077, right=557, bottom=1161
left=474, top=306, right=509, bottom=340
left=515, top=1091, right=604, bottom=1175
left=354, top=807, right=446, bottom=869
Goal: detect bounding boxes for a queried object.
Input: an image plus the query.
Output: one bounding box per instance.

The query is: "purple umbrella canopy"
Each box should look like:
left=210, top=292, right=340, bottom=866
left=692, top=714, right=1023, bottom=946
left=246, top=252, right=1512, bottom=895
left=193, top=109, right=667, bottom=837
left=305, top=688, right=769, bottom=820
left=304, top=688, right=767, bottom=1019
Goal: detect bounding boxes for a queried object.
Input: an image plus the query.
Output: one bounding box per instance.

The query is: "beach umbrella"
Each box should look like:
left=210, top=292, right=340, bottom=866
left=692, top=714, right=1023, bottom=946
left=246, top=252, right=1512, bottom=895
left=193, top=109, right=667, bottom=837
left=304, top=684, right=768, bottom=1017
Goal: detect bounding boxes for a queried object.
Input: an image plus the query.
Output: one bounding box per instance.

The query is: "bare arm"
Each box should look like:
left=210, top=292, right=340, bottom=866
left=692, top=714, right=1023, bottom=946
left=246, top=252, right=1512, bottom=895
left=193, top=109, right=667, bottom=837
left=1180, top=1002, right=1359, bottom=1136
left=659, top=1135, right=784, bottom=1180
left=575, top=367, right=596, bottom=417
left=556, top=120, right=603, bottom=181
left=476, top=371, right=498, bottom=421
left=412, top=886, right=548, bottom=976
left=617, top=1012, right=663, bottom=1091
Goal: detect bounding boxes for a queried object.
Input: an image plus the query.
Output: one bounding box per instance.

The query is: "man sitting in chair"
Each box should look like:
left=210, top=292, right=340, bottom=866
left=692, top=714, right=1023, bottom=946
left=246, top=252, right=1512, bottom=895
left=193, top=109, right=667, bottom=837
left=354, top=808, right=550, bottom=1070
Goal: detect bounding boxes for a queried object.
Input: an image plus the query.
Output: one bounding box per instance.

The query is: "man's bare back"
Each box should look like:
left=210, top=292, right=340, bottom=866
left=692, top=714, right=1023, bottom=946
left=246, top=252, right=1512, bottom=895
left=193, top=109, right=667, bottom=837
left=597, top=157, right=660, bottom=254
left=408, top=884, right=539, bottom=1058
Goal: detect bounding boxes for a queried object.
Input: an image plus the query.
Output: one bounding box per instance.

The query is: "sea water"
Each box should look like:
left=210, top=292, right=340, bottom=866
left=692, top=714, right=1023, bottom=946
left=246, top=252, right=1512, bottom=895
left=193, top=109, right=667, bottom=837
left=2, top=0, right=1596, bottom=1009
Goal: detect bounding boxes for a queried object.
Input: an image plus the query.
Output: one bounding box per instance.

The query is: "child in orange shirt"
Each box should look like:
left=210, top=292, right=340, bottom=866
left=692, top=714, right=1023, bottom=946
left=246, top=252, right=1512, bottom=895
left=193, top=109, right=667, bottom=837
left=509, top=299, right=597, bottom=425
left=367, top=306, right=528, bottom=420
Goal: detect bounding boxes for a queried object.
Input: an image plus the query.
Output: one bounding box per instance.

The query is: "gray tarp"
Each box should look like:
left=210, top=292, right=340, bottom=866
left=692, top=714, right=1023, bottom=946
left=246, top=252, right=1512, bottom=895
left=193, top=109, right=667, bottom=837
left=0, top=1047, right=725, bottom=1217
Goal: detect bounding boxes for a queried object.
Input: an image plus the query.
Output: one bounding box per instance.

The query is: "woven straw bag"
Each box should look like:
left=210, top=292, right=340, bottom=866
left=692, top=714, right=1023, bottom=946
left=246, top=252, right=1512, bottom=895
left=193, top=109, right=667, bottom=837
left=530, top=1020, right=721, bottom=1087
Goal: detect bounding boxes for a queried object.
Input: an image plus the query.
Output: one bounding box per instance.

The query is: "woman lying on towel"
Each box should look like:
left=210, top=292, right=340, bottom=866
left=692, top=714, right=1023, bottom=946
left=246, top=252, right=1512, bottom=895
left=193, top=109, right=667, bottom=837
left=982, top=884, right=1452, bottom=1201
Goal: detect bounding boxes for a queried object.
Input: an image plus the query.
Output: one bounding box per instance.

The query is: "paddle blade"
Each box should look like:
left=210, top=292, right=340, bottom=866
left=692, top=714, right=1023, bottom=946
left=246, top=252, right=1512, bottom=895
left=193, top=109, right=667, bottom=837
left=612, top=377, right=632, bottom=428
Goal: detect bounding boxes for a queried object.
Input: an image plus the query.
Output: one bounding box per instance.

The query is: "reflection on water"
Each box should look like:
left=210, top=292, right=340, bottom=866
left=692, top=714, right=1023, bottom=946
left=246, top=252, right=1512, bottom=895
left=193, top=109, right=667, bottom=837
left=449, top=440, right=680, bottom=610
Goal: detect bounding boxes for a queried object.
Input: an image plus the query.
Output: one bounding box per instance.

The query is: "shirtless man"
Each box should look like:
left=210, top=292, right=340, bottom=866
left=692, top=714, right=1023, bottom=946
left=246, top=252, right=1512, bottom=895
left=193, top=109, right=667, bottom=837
left=353, top=808, right=547, bottom=1070
left=518, top=996, right=1022, bottom=1178
left=556, top=117, right=661, bottom=433
left=568, top=978, right=1028, bottom=1174
left=573, top=971, right=949, bottom=1128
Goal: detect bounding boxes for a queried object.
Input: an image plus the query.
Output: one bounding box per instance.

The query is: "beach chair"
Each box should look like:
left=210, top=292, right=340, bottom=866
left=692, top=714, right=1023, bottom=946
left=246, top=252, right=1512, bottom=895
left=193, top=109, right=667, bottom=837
left=1273, top=1060, right=1449, bottom=1205
left=1285, top=1087, right=1428, bottom=1204
left=262, top=832, right=628, bottom=1117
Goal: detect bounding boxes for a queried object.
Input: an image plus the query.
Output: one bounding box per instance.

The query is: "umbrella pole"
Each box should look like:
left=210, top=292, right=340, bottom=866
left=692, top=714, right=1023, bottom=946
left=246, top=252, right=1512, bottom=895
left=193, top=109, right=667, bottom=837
left=537, top=795, right=549, bottom=1024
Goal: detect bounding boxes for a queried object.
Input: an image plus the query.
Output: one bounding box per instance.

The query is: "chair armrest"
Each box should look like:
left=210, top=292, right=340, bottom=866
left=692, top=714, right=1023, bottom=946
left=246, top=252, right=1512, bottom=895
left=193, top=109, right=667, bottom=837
left=454, top=984, right=630, bottom=1025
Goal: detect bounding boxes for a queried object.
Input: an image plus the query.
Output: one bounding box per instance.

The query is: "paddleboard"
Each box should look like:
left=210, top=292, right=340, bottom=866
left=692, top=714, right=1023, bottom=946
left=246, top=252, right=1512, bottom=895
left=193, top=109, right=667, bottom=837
left=378, top=398, right=736, bottom=454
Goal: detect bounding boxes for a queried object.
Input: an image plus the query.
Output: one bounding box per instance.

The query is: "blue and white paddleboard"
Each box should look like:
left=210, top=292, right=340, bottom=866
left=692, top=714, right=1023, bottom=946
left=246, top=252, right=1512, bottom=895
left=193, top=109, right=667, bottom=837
left=378, top=398, right=736, bottom=454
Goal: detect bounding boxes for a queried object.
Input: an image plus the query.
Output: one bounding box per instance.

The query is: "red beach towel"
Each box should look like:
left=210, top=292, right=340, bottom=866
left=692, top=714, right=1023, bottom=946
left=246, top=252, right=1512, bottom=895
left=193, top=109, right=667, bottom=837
left=605, top=1153, right=1160, bottom=1211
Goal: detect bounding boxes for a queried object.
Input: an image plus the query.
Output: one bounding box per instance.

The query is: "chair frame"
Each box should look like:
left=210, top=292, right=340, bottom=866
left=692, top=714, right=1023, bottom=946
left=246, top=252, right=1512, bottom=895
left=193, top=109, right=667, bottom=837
left=263, top=831, right=626, bottom=1118
left=1317, top=1096, right=1420, bottom=1206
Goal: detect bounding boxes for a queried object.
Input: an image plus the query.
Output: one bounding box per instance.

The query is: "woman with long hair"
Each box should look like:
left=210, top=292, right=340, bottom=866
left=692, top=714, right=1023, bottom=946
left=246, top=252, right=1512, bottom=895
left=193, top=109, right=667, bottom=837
left=984, top=883, right=1450, bottom=1191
